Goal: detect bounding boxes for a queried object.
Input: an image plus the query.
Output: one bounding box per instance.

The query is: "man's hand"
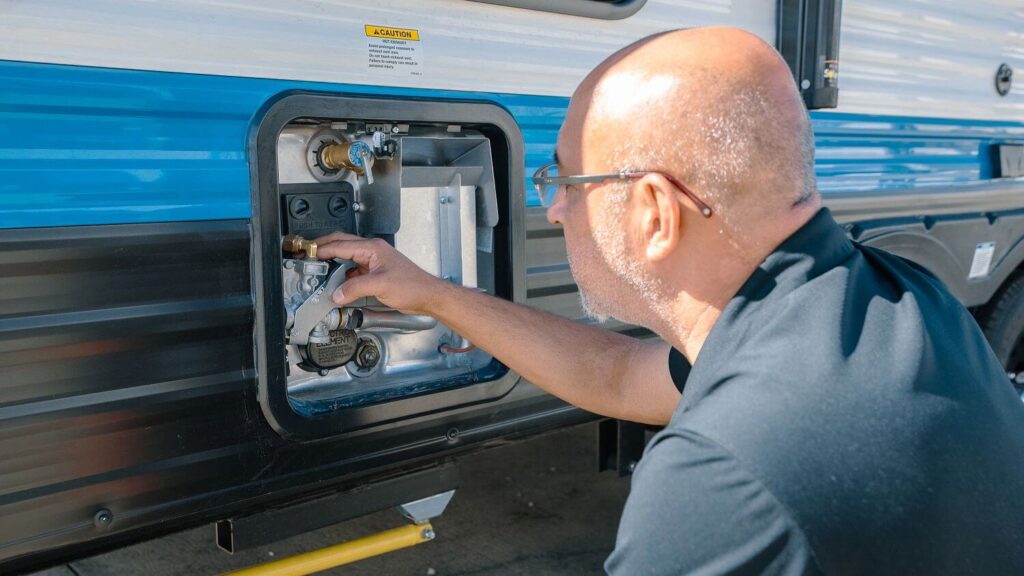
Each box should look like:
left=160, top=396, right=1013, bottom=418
left=314, top=232, right=447, bottom=315
left=314, top=231, right=682, bottom=424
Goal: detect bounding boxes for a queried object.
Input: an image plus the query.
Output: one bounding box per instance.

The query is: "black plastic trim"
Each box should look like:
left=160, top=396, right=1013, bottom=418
left=0, top=219, right=257, bottom=572
left=851, top=210, right=1024, bottom=308
left=249, top=91, right=528, bottom=439
left=468, top=0, right=647, bottom=20
left=777, top=0, right=843, bottom=109
left=825, top=180, right=1024, bottom=224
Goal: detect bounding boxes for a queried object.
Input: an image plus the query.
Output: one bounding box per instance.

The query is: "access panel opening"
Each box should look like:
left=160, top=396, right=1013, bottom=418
left=251, top=93, right=525, bottom=438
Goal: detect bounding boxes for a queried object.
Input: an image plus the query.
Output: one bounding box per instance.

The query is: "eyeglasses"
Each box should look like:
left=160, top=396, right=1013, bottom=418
left=531, top=162, right=713, bottom=217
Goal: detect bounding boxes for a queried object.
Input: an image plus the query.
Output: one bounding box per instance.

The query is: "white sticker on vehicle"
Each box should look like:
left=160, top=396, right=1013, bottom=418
left=365, top=25, right=423, bottom=76
left=969, top=242, right=996, bottom=279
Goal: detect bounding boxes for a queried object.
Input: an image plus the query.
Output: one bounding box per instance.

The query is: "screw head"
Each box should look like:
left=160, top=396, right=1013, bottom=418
left=328, top=195, right=349, bottom=217
left=446, top=427, right=460, bottom=443
left=94, top=508, right=113, bottom=529
left=422, top=527, right=436, bottom=540
left=289, top=197, right=311, bottom=219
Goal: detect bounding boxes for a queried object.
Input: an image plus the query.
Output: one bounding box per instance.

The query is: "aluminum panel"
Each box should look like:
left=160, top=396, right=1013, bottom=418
left=0, top=0, right=776, bottom=98
left=836, top=0, right=1024, bottom=120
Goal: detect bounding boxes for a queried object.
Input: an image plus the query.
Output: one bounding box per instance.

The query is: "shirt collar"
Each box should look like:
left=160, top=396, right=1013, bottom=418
left=735, top=207, right=855, bottom=305
left=678, top=207, right=855, bottom=410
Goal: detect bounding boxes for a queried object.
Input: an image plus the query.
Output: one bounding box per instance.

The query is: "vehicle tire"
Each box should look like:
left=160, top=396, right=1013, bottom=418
left=978, top=271, right=1024, bottom=398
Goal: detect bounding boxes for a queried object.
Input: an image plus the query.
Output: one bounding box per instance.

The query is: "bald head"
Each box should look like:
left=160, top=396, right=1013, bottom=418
left=548, top=27, right=822, bottom=357
left=562, top=27, right=817, bottom=233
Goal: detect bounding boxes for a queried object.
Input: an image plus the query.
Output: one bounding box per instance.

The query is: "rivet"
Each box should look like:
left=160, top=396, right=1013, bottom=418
left=94, top=508, right=113, bottom=529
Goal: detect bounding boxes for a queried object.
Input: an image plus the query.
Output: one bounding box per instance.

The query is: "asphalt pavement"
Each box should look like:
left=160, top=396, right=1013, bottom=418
left=33, top=422, right=630, bottom=576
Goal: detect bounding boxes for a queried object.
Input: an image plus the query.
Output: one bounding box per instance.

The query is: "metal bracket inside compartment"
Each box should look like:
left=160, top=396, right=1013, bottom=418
left=289, top=259, right=357, bottom=346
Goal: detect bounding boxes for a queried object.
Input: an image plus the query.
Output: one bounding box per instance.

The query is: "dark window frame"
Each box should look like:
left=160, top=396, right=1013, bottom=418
left=469, top=0, right=647, bottom=20
left=777, top=0, right=843, bottom=109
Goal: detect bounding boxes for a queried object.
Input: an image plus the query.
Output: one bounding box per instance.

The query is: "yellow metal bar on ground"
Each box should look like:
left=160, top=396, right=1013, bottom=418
left=223, top=522, right=435, bottom=576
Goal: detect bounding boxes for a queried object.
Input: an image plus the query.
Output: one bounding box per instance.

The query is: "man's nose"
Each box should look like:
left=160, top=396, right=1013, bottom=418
left=546, top=189, right=566, bottom=226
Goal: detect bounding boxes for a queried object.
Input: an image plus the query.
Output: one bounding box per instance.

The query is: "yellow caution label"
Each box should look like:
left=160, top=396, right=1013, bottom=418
left=364, top=25, right=420, bottom=41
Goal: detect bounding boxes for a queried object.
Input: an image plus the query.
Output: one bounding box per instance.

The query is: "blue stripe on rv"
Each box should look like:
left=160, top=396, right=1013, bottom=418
left=1, top=60, right=1022, bottom=229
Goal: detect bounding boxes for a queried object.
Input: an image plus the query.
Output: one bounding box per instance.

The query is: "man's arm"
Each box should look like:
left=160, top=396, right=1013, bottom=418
left=315, top=233, right=681, bottom=425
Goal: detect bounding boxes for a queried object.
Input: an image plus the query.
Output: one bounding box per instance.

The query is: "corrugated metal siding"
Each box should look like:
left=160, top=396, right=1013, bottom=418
left=836, top=0, right=1024, bottom=121
left=0, top=0, right=776, bottom=98
left=3, top=60, right=1021, bottom=325
left=0, top=221, right=258, bottom=562
left=812, top=112, right=1024, bottom=192
left=0, top=219, right=590, bottom=569
left=3, top=0, right=1021, bottom=122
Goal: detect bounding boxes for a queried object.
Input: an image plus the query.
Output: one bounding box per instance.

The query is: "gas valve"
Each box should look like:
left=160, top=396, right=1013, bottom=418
left=283, top=234, right=318, bottom=259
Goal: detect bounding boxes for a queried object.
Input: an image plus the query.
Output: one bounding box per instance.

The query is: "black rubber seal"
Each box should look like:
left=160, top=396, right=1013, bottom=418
left=248, top=91, right=527, bottom=439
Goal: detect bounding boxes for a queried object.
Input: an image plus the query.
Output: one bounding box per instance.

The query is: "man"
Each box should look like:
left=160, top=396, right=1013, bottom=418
left=316, top=28, right=1024, bottom=574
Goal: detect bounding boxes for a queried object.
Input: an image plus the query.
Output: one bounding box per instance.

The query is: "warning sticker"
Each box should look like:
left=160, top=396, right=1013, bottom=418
left=969, top=241, right=996, bottom=279
left=365, top=25, right=423, bottom=76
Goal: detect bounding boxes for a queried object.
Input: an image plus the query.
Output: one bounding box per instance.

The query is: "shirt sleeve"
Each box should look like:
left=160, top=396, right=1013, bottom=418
left=605, top=428, right=821, bottom=576
left=668, top=347, right=692, bottom=394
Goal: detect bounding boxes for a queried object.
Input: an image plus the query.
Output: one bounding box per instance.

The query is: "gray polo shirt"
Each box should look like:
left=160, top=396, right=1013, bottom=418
left=606, top=208, right=1024, bottom=575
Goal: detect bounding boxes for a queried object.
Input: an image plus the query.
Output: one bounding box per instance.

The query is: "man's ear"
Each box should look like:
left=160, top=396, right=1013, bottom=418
left=637, top=174, right=682, bottom=262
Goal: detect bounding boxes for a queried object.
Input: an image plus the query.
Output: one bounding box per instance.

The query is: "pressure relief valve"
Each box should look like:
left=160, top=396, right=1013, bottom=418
left=319, top=140, right=375, bottom=184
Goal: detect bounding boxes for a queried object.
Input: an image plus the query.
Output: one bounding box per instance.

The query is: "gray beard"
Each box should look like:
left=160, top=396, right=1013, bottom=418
left=567, top=239, right=661, bottom=328
left=578, top=290, right=612, bottom=324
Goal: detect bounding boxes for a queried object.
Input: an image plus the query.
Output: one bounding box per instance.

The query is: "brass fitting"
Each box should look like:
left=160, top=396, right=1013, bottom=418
left=283, top=234, right=317, bottom=260
left=319, top=141, right=373, bottom=174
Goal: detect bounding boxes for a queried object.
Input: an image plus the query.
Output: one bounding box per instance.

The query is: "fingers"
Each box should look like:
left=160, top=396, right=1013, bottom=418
left=314, top=231, right=361, bottom=245
left=315, top=238, right=386, bottom=266
left=332, top=273, right=381, bottom=306
left=345, top=267, right=367, bottom=280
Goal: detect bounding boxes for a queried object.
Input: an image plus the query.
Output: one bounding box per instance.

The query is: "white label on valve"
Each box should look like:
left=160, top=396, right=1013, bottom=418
left=365, top=25, right=423, bottom=77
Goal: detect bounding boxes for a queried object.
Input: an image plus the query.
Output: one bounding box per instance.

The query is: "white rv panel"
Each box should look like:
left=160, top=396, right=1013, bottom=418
left=835, top=0, right=1024, bottom=120
left=0, top=0, right=775, bottom=97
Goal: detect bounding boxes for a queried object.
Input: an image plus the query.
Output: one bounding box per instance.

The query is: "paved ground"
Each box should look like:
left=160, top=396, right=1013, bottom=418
left=34, top=422, right=631, bottom=576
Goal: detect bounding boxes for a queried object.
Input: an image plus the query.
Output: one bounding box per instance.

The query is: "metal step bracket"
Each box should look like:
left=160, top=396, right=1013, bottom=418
left=215, top=465, right=457, bottom=555
left=398, top=489, right=455, bottom=524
